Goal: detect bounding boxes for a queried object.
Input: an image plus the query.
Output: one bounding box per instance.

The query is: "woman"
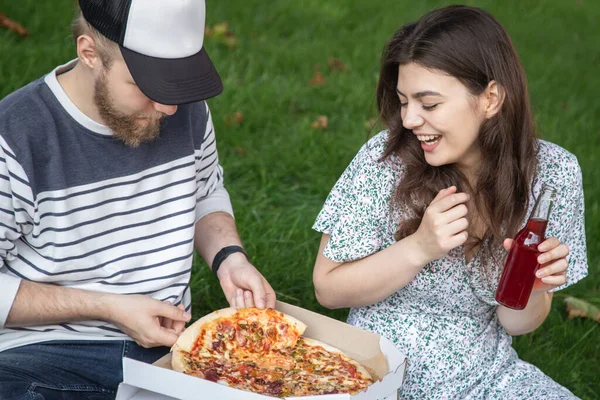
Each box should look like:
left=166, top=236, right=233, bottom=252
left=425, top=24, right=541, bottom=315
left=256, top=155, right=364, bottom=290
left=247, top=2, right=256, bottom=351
left=312, top=5, right=587, bottom=399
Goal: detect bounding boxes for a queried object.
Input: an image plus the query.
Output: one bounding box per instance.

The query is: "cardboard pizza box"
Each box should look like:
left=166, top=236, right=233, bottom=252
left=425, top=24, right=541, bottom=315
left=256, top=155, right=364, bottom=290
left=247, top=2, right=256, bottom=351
left=115, top=301, right=408, bottom=400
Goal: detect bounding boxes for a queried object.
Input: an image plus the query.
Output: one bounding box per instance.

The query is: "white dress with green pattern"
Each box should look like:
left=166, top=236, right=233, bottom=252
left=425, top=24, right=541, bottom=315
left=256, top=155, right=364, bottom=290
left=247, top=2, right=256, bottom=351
left=313, top=131, right=588, bottom=400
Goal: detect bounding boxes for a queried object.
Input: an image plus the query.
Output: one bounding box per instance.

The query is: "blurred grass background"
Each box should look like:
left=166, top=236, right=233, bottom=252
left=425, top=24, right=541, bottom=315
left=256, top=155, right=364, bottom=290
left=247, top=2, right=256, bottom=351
left=1, top=0, right=598, bottom=398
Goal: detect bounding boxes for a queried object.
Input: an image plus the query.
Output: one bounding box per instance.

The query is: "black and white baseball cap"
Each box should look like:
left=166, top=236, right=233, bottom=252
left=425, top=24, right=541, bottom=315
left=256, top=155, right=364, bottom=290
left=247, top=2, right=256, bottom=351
left=79, top=0, right=223, bottom=105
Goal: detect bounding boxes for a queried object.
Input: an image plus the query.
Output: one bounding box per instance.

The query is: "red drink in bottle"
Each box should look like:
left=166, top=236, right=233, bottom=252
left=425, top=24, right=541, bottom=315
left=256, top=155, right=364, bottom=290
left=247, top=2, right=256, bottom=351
left=495, top=186, right=556, bottom=310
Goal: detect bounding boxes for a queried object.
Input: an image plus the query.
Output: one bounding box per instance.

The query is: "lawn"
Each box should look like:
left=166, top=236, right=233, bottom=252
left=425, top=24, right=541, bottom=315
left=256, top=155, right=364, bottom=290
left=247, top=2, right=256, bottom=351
left=1, top=0, right=598, bottom=398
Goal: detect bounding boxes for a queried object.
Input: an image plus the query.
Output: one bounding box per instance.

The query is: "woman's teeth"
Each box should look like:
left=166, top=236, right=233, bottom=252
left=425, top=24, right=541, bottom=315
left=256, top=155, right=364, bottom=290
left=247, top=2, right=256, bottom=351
left=417, top=135, right=441, bottom=144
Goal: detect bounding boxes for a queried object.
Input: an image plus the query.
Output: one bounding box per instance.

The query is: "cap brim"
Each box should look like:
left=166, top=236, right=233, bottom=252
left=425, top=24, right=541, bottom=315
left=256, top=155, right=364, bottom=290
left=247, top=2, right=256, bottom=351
left=120, top=46, right=223, bottom=105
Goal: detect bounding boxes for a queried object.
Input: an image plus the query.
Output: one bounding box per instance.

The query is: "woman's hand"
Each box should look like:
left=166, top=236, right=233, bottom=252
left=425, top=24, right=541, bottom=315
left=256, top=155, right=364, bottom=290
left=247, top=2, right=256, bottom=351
left=503, top=237, right=569, bottom=292
left=413, top=186, right=470, bottom=264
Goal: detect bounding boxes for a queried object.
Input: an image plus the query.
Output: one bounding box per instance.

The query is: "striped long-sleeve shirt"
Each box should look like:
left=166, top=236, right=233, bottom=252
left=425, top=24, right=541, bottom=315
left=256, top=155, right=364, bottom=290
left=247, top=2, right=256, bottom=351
left=0, top=60, right=233, bottom=352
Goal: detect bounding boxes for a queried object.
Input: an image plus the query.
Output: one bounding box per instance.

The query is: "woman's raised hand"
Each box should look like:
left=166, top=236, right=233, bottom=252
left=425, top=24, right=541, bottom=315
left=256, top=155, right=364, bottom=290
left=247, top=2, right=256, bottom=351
left=413, top=186, right=470, bottom=264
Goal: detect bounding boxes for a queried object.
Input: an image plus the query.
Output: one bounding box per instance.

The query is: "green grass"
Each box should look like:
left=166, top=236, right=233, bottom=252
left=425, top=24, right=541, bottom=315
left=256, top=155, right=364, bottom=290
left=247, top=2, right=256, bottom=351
left=2, top=0, right=599, bottom=398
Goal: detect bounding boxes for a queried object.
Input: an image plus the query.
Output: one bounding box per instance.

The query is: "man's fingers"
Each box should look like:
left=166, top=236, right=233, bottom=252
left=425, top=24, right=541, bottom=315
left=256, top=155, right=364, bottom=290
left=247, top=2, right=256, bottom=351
left=154, top=327, right=180, bottom=347
left=263, top=281, right=277, bottom=308
left=155, top=301, right=191, bottom=322
left=244, top=275, right=268, bottom=309
left=235, top=288, right=245, bottom=308
left=172, top=304, right=187, bottom=334
left=172, top=320, right=186, bottom=335
left=243, top=290, right=255, bottom=308
left=162, top=316, right=173, bottom=330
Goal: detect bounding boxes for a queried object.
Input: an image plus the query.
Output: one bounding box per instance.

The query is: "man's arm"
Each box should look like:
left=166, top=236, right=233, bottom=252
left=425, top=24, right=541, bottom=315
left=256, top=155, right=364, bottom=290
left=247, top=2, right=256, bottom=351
left=4, top=280, right=107, bottom=327
left=193, top=212, right=276, bottom=309
left=192, top=105, right=275, bottom=309
left=3, top=279, right=191, bottom=348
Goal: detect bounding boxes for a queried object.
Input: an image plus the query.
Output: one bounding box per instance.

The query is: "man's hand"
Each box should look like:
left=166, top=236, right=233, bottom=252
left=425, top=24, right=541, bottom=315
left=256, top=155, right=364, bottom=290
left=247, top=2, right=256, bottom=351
left=216, top=253, right=276, bottom=309
left=105, top=294, right=191, bottom=348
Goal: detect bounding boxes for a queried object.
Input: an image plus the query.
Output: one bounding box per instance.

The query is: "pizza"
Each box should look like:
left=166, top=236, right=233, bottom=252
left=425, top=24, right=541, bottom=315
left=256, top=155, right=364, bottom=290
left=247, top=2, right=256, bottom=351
left=171, top=307, right=374, bottom=397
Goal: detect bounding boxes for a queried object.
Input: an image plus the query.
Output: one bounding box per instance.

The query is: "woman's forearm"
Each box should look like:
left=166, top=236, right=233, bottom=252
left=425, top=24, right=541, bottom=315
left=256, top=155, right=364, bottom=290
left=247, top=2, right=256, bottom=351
left=313, top=234, right=429, bottom=309
left=496, top=291, right=553, bottom=336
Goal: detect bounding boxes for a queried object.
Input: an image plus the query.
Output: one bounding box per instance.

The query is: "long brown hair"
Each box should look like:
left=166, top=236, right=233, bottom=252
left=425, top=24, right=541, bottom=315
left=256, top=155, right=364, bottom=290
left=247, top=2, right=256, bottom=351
left=377, top=6, right=538, bottom=254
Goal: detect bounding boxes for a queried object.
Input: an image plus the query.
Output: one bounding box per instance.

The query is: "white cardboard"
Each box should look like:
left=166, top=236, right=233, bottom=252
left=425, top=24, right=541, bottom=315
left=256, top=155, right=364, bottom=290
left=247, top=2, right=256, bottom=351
left=116, top=302, right=407, bottom=400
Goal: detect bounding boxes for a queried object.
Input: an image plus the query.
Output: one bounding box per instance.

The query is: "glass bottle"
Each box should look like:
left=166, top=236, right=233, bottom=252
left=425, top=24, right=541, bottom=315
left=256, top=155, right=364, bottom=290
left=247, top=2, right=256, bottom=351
left=495, top=185, right=556, bottom=310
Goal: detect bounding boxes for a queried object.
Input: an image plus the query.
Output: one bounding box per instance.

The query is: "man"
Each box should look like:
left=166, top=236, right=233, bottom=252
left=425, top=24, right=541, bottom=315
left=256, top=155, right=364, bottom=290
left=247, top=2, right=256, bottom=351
left=0, top=0, right=276, bottom=398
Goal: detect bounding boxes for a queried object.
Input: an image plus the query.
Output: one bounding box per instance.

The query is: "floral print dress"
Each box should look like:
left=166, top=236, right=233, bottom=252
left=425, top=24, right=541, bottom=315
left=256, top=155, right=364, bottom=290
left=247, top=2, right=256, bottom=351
left=313, top=131, right=588, bottom=400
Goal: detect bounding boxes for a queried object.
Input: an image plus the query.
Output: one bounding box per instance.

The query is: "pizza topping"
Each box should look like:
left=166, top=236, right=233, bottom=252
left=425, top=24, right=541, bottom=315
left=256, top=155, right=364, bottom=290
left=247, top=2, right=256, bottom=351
left=235, top=329, right=248, bottom=347
left=204, top=369, right=219, bottom=382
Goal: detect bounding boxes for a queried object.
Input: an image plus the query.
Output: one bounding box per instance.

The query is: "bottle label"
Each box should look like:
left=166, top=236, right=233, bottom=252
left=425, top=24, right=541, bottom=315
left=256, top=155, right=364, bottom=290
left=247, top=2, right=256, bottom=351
left=523, top=232, right=542, bottom=247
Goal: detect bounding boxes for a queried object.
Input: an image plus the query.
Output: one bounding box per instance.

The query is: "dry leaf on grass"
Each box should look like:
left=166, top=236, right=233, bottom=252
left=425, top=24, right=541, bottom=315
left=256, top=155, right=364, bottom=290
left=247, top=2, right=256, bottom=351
left=311, top=116, right=328, bottom=129
left=564, top=296, right=600, bottom=323
left=222, top=32, right=238, bottom=50
left=364, top=117, right=379, bottom=129
left=224, top=111, right=244, bottom=127
left=328, top=57, right=347, bottom=72
left=204, top=22, right=237, bottom=49
left=0, top=13, right=28, bottom=37
left=213, top=22, right=229, bottom=36
left=309, top=65, right=327, bottom=86
left=233, top=147, right=247, bottom=156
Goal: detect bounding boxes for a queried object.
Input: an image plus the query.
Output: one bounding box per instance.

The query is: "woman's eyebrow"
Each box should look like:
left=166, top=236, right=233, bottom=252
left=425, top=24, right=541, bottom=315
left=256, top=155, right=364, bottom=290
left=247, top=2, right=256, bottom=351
left=396, top=88, right=443, bottom=98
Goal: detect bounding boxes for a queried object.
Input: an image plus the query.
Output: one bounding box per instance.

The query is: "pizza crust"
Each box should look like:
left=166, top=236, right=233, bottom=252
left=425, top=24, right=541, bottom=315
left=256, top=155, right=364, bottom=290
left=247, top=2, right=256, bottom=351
left=172, top=308, right=238, bottom=353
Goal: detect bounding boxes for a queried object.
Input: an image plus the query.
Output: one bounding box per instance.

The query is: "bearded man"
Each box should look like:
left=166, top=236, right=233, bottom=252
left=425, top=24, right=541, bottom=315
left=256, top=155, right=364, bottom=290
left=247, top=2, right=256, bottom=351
left=0, top=1, right=275, bottom=398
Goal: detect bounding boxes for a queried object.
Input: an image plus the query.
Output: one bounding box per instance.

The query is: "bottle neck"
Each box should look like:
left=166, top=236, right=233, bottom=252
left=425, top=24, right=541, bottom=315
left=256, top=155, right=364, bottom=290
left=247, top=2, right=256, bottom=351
left=530, top=186, right=556, bottom=222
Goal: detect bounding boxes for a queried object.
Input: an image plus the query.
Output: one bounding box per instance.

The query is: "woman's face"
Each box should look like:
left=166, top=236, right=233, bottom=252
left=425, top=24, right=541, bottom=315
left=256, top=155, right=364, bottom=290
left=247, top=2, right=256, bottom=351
left=396, top=62, right=489, bottom=176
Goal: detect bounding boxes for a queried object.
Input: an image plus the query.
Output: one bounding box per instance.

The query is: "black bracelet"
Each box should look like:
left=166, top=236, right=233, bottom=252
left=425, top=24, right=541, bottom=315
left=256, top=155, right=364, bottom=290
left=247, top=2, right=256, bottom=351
left=211, top=245, right=249, bottom=275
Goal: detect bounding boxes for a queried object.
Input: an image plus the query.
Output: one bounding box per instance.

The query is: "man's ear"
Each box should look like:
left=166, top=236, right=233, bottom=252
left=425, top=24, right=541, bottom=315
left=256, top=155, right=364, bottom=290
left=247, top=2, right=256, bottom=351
left=76, top=34, right=103, bottom=70
left=483, top=80, right=505, bottom=119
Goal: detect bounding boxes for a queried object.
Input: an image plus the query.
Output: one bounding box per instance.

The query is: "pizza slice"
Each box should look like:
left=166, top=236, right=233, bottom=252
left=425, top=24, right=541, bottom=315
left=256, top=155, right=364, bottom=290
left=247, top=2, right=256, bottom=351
left=286, top=337, right=374, bottom=396
left=172, top=308, right=306, bottom=367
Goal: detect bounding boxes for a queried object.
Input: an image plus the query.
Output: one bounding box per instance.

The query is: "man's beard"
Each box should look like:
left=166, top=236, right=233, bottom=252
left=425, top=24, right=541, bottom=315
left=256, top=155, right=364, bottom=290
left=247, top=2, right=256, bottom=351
left=94, top=72, right=165, bottom=148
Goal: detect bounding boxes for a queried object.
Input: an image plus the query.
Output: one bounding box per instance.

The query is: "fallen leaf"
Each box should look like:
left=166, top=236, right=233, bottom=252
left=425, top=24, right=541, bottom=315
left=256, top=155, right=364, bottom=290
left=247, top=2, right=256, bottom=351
left=364, top=117, right=379, bottom=129
left=223, top=32, right=238, bottom=49
left=576, top=0, right=584, bottom=6
left=310, top=65, right=327, bottom=86
left=560, top=102, right=568, bottom=109
left=328, top=57, right=347, bottom=72
left=234, top=147, right=247, bottom=156
left=224, top=111, right=244, bottom=127
left=0, top=13, right=28, bottom=37
left=213, top=22, right=229, bottom=37
left=311, top=115, right=328, bottom=129
left=205, top=22, right=238, bottom=50
left=564, top=296, right=600, bottom=323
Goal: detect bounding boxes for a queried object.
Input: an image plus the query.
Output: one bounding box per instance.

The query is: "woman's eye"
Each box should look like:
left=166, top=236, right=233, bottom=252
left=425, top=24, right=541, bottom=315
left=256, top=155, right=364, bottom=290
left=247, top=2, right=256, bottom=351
left=400, top=102, right=408, bottom=108
left=422, top=104, right=438, bottom=111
